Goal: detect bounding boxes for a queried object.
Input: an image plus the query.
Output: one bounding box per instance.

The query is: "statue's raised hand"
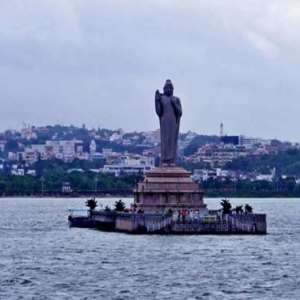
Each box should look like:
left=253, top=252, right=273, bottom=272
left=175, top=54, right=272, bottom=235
left=155, top=90, right=162, bottom=102
left=155, top=89, right=163, bottom=117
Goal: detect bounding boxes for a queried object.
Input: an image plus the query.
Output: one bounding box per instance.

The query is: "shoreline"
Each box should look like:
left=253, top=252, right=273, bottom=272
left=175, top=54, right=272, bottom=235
left=0, top=194, right=299, bottom=199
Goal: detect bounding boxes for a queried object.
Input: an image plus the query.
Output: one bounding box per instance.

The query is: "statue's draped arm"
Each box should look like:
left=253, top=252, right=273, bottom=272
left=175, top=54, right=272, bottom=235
left=172, top=97, right=182, bottom=121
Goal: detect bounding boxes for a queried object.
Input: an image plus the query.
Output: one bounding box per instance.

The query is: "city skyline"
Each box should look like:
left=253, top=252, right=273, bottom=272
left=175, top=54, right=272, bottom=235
left=1, top=1, right=300, bottom=141
left=0, top=122, right=294, bottom=144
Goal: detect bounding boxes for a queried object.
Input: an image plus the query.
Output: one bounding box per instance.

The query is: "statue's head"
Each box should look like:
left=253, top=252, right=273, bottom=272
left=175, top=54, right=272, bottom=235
left=163, top=79, right=174, bottom=97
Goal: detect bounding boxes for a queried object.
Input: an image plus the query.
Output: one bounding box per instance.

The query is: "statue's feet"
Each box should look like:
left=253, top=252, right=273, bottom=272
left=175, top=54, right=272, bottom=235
left=162, top=163, right=176, bottom=168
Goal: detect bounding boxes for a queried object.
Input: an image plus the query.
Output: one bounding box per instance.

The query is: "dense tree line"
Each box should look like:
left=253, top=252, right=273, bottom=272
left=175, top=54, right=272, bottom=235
left=225, top=149, right=300, bottom=176
left=0, top=171, right=299, bottom=197
left=0, top=172, right=142, bottom=195
left=202, top=177, right=300, bottom=197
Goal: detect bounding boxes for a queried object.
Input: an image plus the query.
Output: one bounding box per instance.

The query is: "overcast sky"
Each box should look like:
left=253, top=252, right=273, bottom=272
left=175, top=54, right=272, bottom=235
left=1, top=0, right=300, bottom=141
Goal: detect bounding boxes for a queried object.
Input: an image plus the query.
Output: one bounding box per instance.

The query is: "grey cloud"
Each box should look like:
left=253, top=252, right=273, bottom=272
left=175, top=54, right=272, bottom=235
left=0, top=0, right=300, bottom=141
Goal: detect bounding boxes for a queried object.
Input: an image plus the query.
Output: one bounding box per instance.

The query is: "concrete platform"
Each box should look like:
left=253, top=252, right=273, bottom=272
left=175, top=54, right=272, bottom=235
left=69, top=211, right=267, bottom=234
left=134, top=166, right=206, bottom=213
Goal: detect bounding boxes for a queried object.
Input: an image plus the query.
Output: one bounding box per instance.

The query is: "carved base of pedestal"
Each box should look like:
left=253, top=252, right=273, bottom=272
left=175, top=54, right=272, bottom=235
left=134, top=167, right=206, bottom=213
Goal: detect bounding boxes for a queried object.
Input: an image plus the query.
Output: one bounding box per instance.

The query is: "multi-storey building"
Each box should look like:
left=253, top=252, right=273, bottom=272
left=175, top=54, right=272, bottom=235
left=45, top=140, right=84, bottom=162
left=239, top=135, right=271, bottom=149
left=188, top=144, right=249, bottom=167
left=0, top=141, right=6, bottom=152
left=102, top=154, right=155, bottom=176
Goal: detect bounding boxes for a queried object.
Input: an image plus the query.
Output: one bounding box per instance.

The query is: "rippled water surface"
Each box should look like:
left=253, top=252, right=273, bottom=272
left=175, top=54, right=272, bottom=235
left=1, top=197, right=300, bottom=300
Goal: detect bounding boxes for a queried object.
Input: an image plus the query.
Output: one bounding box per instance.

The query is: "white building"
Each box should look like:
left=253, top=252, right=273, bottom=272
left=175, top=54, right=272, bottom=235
left=192, top=169, right=217, bottom=182
left=189, top=144, right=249, bottom=167
left=8, top=152, right=18, bottom=161
left=19, top=144, right=50, bottom=164
left=90, top=140, right=97, bottom=155
left=193, top=168, right=237, bottom=182
left=256, top=174, right=274, bottom=182
left=239, top=136, right=271, bottom=149
left=46, top=140, right=83, bottom=162
left=109, top=132, right=123, bottom=142
left=21, top=124, right=37, bottom=140
left=102, top=154, right=155, bottom=176
left=62, top=182, right=72, bottom=193
left=27, top=169, right=36, bottom=176
left=0, top=141, right=6, bottom=152
left=23, top=149, right=39, bottom=164
left=102, top=148, right=113, bottom=158
left=142, top=129, right=160, bottom=146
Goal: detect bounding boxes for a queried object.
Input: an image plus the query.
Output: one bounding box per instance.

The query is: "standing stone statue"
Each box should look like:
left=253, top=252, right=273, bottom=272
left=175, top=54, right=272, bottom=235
left=155, top=79, right=182, bottom=166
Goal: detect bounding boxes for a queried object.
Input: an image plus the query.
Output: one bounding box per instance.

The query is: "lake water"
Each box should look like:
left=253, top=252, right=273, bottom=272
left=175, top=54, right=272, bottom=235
left=1, top=197, right=300, bottom=300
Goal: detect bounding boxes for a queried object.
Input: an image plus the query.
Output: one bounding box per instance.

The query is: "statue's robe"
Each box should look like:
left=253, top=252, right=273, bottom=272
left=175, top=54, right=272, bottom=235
left=156, top=94, right=182, bottom=165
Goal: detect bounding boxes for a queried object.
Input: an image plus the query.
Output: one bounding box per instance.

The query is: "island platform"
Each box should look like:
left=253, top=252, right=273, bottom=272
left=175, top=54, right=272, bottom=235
left=68, top=209, right=267, bottom=234
left=68, top=167, right=267, bottom=234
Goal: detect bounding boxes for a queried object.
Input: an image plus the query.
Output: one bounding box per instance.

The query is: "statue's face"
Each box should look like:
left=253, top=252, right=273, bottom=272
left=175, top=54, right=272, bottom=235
left=164, top=84, right=174, bottom=97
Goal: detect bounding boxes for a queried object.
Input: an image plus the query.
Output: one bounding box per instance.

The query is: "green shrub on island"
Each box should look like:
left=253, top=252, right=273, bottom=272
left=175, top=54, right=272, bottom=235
left=220, top=200, right=254, bottom=215
left=86, top=198, right=97, bottom=211
left=245, top=204, right=253, bottom=213
left=114, top=199, right=126, bottom=212
left=104, top=206, right=111, bottom=212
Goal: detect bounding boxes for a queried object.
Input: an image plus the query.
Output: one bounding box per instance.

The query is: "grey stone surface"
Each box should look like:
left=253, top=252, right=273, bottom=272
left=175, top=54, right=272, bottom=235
left=155, top=79, right=182, bottom=166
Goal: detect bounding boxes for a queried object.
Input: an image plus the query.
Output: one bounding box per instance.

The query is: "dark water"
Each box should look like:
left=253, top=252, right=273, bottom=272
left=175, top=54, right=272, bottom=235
left=1, top=197, right=300, bottom=300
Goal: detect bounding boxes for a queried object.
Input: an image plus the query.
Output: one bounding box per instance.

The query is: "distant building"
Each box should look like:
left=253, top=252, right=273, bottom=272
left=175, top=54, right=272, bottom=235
left=220, top=122, right=224, bottom=137
left=8, top=152, right=18, bottom=161
left=192, top=168, right=237, bottom=182
left=221, top=135, right=239, bottom=145
left=89, top=140, right=97, bottom=155
left=46, top=140, right=84, bottom=162
left=25, top=144, right=48, bottom=161
left=62, top=182, right=72, bottom=194
left=23, top=149, right=39, bottom=164
left=192, top=169, right=217, bottom=182
left=239, top=136, right=271, bottom=148
left=109, top=132, right=123, bottom=142
left=102, top=148, right=113, bottom=158
left=142, top=129, right=160, bottom=146
left=102, top=154, right=155, bottom=176
left=255, top=174, right=273, bottom=182
left=11, top=164, right=25, bottom=176
left=67, top=168, right=84, bottom=174
left=21, top=124, right=37, bottom=140
left=0, top=141, right=6, bottom=152
left=27, top=170, right=36, bottom=176
left=187, top=144, right=248, bottom=167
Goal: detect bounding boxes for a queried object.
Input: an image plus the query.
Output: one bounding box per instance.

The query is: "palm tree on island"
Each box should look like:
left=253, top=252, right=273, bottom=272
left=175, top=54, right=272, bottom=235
left=86, top=198, right=97, bottom=216
left=234, top=205, right=244, bottom=214
left=245, top=204, right=253, bottom=213
left=220, top=199, right=232, bottom=214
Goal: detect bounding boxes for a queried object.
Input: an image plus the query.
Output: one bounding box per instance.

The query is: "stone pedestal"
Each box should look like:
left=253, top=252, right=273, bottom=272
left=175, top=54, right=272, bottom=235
left=134, top=167, right=206, bottom=213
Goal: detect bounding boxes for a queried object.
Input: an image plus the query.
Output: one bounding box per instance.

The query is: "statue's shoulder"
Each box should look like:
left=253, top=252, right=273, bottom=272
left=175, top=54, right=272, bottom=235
left=172, top=96, right=181, bottom=103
